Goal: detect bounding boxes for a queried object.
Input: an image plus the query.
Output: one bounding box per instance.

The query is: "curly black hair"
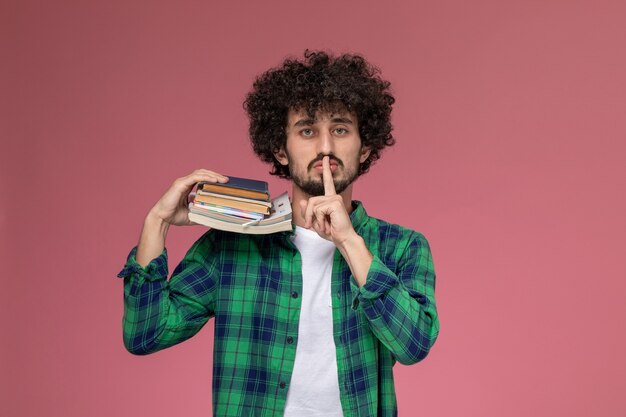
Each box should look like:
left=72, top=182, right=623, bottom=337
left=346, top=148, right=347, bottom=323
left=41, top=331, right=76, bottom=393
left=244, top=50, right=396, bottom=179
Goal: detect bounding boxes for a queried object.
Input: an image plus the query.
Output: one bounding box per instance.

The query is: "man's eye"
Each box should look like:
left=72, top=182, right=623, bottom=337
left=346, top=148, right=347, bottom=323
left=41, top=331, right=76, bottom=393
left=334, top=128, right=348, bottom=135
left=301, top=128, right=314, bottom=137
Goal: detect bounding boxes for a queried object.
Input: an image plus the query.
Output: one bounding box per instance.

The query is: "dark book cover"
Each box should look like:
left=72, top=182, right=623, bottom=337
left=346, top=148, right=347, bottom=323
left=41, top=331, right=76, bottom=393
left=199, top=176, right=270, bottom=201
left=208, top=176, right=268, bottom=193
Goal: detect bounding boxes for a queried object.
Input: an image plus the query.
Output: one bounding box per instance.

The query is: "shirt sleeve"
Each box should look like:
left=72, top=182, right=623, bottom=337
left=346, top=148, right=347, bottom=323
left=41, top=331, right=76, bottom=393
left=352, top=232, right=439, bottom=365
left=116, top=233, right=218, bottom=355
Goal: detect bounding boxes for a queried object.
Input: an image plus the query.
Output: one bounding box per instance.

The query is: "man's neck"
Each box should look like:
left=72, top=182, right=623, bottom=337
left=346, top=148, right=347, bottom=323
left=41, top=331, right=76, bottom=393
left=291, top=183, right=354, bottom=228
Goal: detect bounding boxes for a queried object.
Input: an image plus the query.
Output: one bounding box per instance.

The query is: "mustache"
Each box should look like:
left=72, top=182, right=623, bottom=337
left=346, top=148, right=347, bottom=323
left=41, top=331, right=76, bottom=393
left=307, top=154, right=344, bottom=171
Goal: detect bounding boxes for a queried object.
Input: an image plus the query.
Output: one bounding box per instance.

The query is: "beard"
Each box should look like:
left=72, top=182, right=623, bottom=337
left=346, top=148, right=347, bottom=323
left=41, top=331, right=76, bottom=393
left=288, top=153, right=360, bottom=197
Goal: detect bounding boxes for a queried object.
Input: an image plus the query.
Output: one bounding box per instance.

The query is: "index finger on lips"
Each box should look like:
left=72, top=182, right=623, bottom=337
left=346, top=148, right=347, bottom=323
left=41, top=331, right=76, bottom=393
left=322, top=156, right=336, bottom=196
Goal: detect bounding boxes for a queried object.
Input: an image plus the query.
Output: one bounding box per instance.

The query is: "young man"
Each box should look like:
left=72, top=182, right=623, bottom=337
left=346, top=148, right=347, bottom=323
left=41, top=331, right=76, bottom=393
left=118, top=51, right=439, bottom=417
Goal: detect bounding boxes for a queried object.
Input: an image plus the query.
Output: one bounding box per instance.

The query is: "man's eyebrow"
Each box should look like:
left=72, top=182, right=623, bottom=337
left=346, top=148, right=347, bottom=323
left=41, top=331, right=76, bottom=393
left=293, top=118, right=316, bottom=127
left=292, top=116, right=354, bottom=127
left=330, top=117, right=354, bottom=124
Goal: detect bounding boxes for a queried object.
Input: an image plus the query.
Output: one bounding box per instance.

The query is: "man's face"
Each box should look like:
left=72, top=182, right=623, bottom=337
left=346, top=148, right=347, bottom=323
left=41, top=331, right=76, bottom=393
left=275, top=108, right=371, bottom=196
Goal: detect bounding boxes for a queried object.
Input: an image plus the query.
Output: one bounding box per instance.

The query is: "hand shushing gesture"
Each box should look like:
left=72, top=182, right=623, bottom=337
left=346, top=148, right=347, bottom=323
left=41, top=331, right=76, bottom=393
left=299, top=156, right=357, bottom=246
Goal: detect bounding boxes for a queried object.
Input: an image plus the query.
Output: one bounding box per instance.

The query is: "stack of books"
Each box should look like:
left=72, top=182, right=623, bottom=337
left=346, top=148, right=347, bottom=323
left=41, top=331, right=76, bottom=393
left=188, top=176, right=293, bottom=234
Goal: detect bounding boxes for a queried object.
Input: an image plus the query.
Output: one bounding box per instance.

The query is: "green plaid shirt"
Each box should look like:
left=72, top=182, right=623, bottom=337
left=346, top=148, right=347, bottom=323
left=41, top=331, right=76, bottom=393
left=117, top=201, right=439, bottom=417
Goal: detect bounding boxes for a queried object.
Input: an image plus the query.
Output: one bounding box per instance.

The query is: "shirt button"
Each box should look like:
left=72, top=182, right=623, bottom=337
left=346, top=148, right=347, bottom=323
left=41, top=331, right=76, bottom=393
left=279, top=382, right=286, bottom=389
left=286, top=336, right=294, bottom=344
left=337, top=291, right=341, bottom=299
left=291, top=291, right=298, bottom=298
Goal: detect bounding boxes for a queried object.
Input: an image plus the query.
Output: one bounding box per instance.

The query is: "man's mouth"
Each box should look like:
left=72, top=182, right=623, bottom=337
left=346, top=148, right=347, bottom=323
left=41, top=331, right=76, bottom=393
left=312, top=161, right=339, bottom=171
left=310, top=157, right=341, bottom=172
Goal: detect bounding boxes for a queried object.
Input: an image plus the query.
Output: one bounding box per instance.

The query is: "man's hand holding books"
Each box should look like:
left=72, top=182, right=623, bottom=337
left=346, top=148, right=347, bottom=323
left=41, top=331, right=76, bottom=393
left=136, top=169, right=229, bottom=266
left=148, top=169, right=230, bottom=227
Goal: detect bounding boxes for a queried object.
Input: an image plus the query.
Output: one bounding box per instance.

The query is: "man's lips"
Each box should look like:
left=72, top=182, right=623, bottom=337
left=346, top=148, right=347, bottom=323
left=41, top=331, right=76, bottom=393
left=312, top=161, right=338, bottom=168
left=312, top=161, right=339, bottom=171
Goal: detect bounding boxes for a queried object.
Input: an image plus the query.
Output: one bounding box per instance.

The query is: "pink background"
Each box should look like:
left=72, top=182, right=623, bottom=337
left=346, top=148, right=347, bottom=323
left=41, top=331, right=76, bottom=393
left=2, top=0, right=625, bottom=416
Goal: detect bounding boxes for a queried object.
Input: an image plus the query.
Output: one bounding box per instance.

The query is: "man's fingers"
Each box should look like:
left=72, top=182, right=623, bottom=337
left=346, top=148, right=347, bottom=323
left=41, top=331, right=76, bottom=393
left=176, top=172, right=228, bottom=199
left=314, top=208, right=327, bottom=232
left=177, top=171, right=228, bottom=190
left=322, top=156, right=336, bottom=196
left=189, top=170, right=229, bottom=184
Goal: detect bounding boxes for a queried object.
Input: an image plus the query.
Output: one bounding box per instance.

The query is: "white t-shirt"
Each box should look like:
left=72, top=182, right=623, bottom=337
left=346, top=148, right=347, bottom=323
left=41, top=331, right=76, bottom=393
left=284, top=226, right=344, bottom=417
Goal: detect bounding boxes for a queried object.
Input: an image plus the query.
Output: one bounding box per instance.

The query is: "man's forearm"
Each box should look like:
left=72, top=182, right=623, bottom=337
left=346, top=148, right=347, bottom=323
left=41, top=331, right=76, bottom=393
left=352, top=233, right=439, bottom=365
left=337, top=232, right=373, bottom=287
left=136, top=212, right=171, bottom=267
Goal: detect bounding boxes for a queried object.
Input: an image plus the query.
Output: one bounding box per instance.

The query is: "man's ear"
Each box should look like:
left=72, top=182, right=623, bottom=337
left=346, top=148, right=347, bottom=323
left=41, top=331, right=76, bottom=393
left=274, top=147, right=289, bottom=166
left=359, top=145, right=371, bottom=163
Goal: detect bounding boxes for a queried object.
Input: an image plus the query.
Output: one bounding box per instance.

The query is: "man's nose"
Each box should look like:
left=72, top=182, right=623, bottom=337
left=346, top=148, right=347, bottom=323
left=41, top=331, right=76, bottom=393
left=318, top=130, right=334, bottom=154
